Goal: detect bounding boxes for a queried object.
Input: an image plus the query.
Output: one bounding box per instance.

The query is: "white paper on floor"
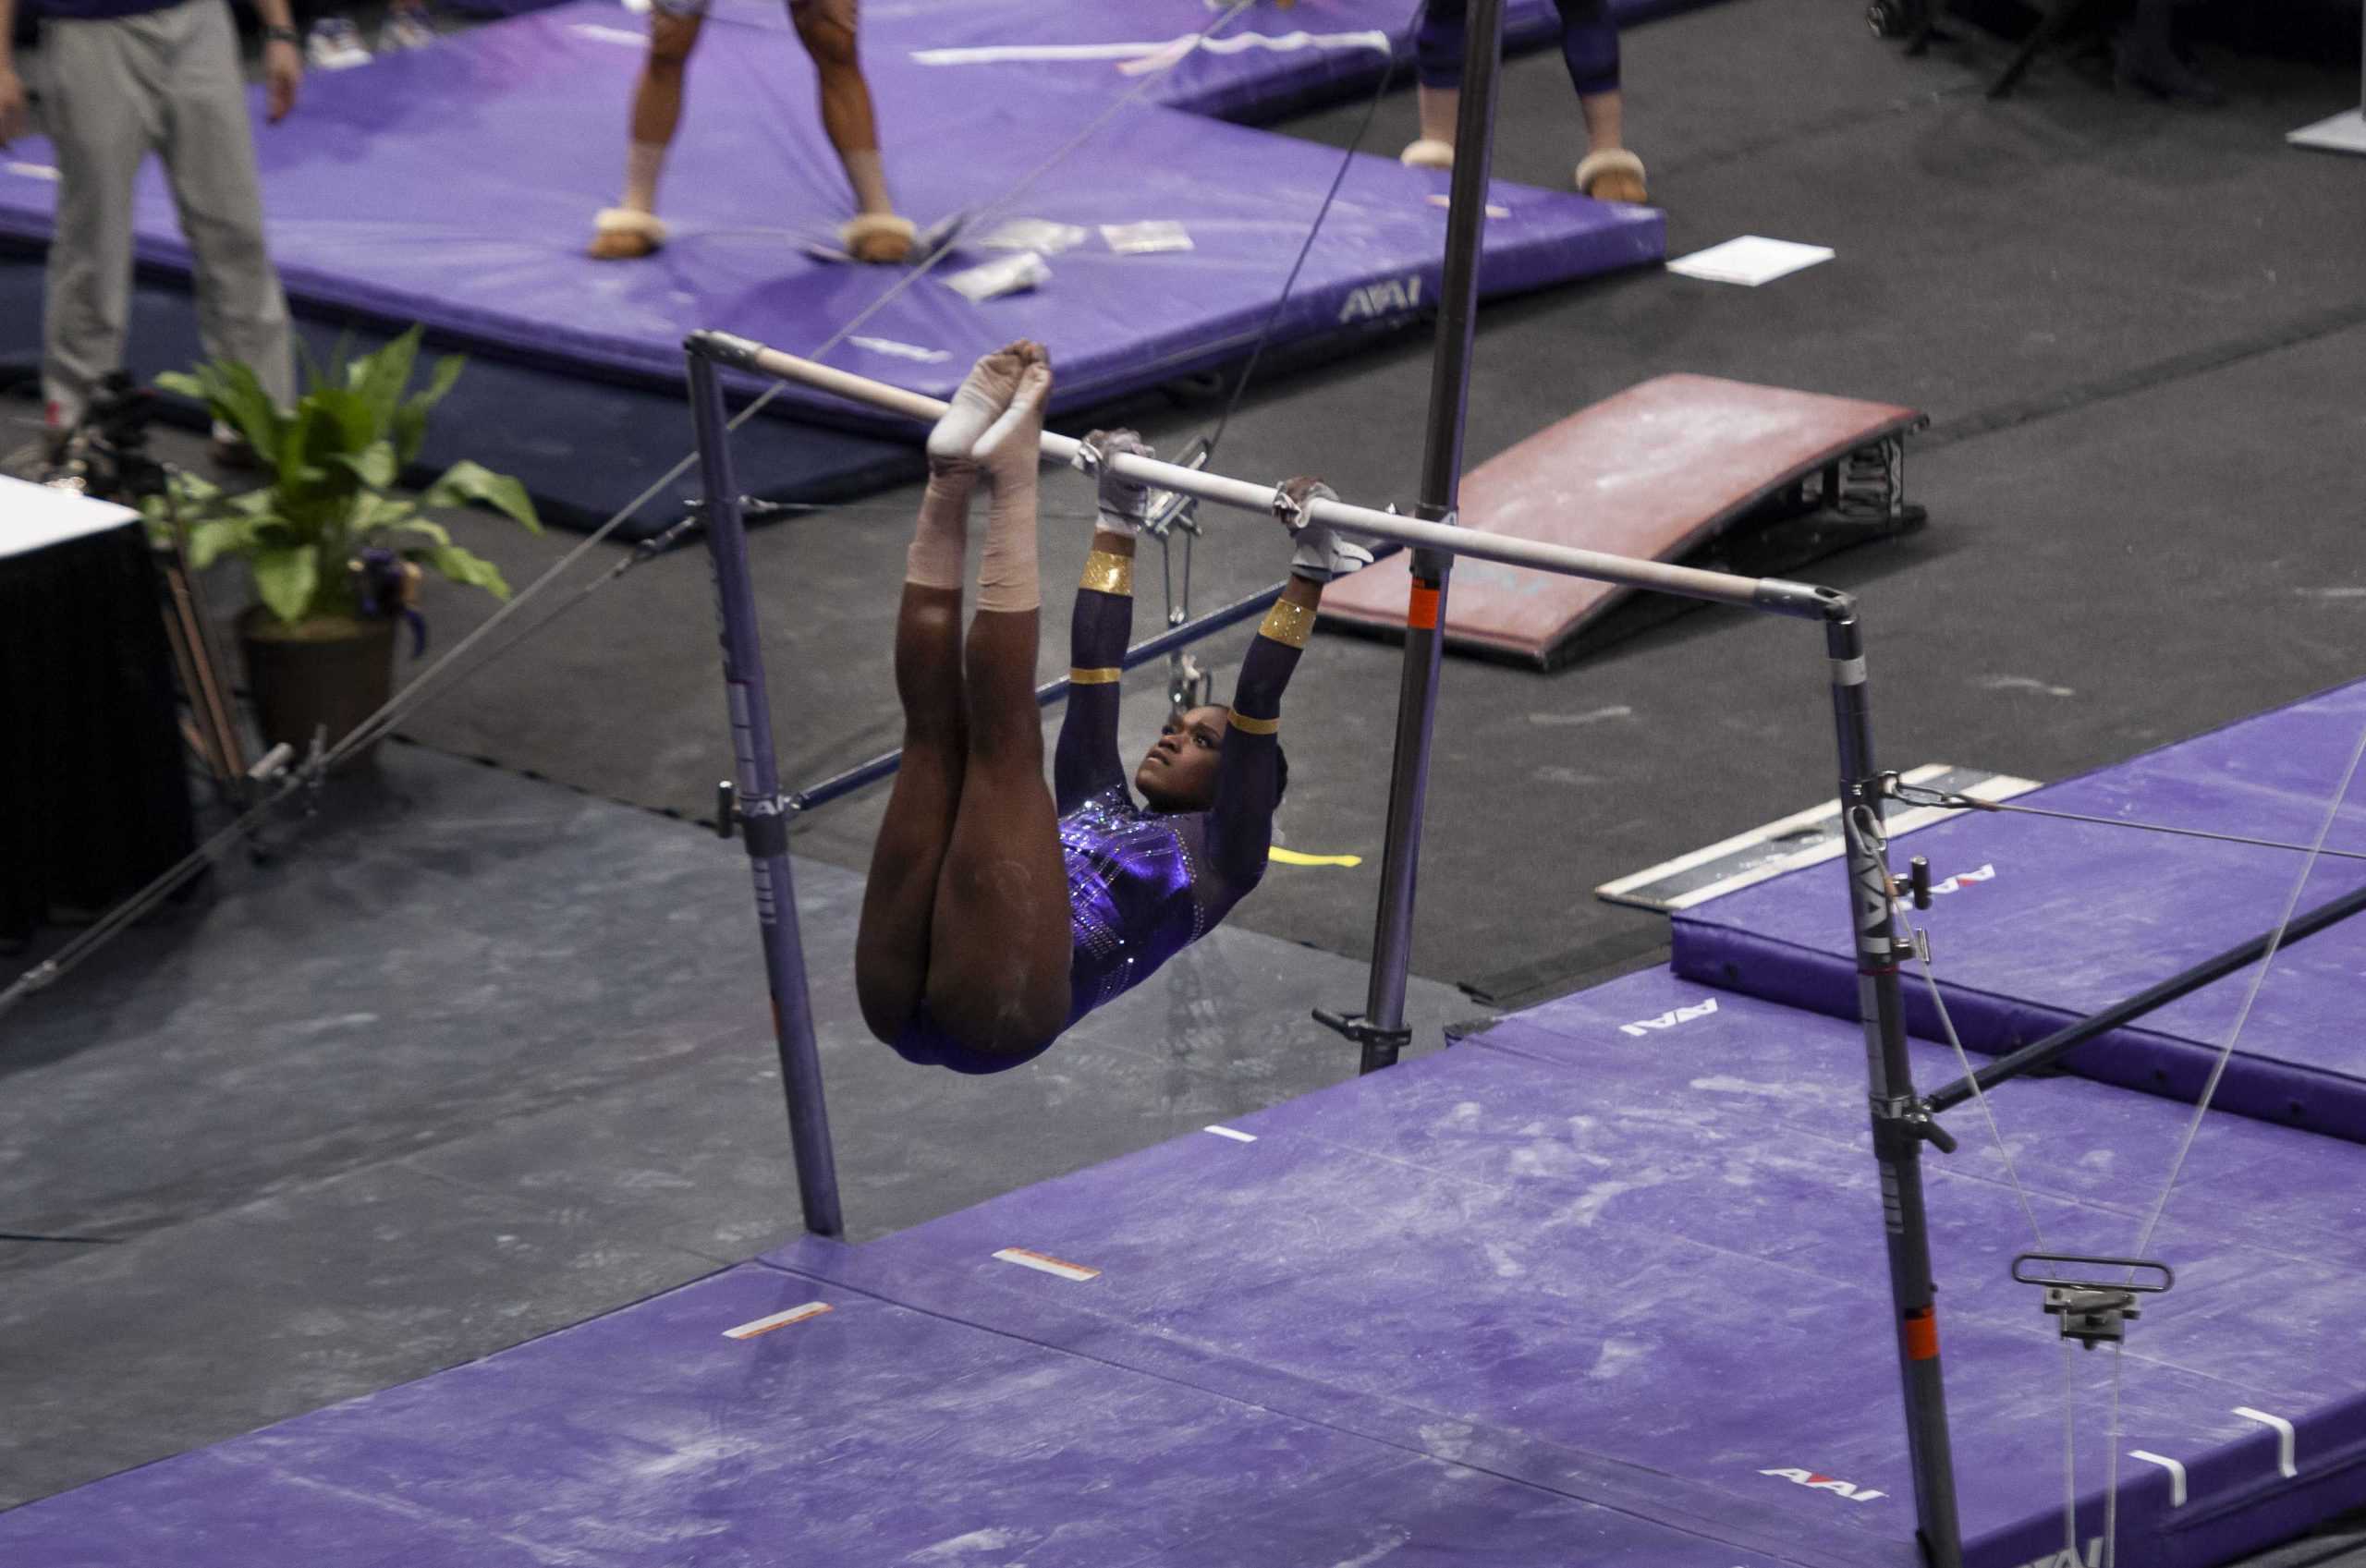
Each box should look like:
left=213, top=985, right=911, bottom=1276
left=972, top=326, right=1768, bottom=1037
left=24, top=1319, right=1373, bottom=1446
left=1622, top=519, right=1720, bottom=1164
left=1665, top=236, right=1835, bottom=286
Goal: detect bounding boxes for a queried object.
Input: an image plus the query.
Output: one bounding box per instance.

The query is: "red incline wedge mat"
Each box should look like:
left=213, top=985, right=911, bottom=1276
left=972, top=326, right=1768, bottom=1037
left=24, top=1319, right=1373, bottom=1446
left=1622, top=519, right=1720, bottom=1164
left=1322, top=374, right=1922, bottom=664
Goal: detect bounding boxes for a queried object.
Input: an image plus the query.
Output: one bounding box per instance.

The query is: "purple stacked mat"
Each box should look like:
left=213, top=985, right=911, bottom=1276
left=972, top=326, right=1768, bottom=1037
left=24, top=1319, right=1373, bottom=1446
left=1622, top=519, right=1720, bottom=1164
left=1672, top=676, right=2366, bottom=1143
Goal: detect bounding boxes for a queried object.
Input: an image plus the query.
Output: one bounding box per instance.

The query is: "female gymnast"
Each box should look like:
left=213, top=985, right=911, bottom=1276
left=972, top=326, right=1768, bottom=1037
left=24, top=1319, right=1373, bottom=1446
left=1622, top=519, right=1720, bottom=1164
left=589, top=0, right=912, bottom=263
left=854, top=341, right=1372, bottom=1072
left=1403, top=0, right=1649, bottom=205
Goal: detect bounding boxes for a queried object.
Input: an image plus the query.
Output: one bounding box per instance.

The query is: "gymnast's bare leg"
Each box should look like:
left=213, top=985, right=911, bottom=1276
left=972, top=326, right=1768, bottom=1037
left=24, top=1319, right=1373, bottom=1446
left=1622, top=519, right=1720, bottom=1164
left=590, top=0, right=911, bottom=261
left=855, top=343, right=1071, bottom=1064
left=790, top=0, right=914, bottom=261
left=589, top=6, right=702, bottom=260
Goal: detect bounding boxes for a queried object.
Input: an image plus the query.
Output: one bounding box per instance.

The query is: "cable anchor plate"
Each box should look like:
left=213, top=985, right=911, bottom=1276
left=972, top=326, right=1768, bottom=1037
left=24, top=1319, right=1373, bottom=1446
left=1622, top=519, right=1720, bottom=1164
left=2012, top=1253, right=2174, bottom=1349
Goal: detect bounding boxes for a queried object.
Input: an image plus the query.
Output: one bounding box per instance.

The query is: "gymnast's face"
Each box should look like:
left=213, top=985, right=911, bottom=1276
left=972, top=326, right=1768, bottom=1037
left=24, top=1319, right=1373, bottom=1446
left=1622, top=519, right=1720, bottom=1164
left=1137, top=706, right=1227, bottom=812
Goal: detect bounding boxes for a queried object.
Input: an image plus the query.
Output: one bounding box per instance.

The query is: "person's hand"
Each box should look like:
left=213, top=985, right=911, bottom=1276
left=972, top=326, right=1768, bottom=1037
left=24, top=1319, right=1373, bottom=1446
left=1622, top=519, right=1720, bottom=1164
left=1273, top=475, right=1372, bottom=582
left=1077, top=429, right=1152, bottom=535
left=926, top=339, right=1036, bottom=485
left=0, top=65, right=30, bottom=147
left=264, top=39, right=302, bottom=124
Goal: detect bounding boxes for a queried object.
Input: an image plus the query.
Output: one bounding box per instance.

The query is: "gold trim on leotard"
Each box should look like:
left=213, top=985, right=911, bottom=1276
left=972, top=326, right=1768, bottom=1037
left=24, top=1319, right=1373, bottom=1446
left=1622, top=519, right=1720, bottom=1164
left=1227, top=711, right=1280, bottom=736
left=1079, top=550, right=1135, bottom=596
left=1258, top=598, right=1316, bottom=650
left=1069, top=666, right=1124, bottom=686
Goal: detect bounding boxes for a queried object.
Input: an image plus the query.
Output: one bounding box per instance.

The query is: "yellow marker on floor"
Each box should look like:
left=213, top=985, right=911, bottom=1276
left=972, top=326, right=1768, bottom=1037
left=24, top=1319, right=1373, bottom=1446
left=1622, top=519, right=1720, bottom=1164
left=1269, top=847, right=1363, bottom=869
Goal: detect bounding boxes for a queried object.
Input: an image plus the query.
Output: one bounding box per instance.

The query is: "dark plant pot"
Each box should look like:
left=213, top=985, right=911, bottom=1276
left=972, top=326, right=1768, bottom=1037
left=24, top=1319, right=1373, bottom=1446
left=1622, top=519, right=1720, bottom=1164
left=238, top=608, right=396, bottom=766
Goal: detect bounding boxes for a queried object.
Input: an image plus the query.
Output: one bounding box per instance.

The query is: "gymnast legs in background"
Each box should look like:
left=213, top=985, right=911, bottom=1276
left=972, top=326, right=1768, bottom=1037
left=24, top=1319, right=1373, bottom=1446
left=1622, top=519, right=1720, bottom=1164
left=591, top=0, right=913, bottom=262
left=1403, top=0, right=1649, bottom=205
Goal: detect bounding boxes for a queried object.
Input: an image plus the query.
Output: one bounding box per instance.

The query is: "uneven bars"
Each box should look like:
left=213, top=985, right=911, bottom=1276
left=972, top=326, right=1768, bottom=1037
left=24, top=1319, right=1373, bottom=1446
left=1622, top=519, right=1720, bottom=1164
left=686, top=331, right=1848, bottom=624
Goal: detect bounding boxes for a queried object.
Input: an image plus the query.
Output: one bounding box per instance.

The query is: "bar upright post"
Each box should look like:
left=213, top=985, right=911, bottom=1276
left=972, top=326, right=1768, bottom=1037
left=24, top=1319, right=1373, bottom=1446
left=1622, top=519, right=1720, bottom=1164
left=1825, top=607, right=1961, bottom=1568
left=1348, top=0, right=1504, bottom=1075
left=686, top=346, right=844, bottom=1239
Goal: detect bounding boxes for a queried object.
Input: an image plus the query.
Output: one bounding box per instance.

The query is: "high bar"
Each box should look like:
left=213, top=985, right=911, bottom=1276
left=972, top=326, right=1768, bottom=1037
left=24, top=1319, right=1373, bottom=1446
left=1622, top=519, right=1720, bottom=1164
left=685, top=331, right=1848, bottom=622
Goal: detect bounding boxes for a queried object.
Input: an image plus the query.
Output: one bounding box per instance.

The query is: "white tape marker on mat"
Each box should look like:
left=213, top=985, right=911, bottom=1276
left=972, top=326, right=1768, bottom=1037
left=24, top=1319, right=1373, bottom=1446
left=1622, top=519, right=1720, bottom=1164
left=724, top=1301, right=833, bottom=1340
left=2128, top=1450, right=2187, bottom=1507
left=1203, top=1125, right=1257, bottom=1143
left=994, top=1247, right=1101, bottom=1282
left=2233, top=1407, right=2298, bottom=1477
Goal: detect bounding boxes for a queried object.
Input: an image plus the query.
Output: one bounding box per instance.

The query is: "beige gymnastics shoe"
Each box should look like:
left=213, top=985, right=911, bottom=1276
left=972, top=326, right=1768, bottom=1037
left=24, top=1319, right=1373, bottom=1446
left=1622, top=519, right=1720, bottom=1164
left=1575, top=148, right=1649, bottom=204
left=588, top=206, right=667, bottom=260
left=841, top=212, right=917, bottom=264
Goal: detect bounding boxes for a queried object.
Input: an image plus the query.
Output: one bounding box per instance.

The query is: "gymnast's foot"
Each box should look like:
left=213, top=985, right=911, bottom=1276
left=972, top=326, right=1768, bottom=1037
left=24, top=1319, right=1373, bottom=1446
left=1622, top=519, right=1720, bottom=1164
left=970, top=342, right=1051, bottom=614
left=841, top=211, right=917, bottom=264
left=1576, top=148, right=1649, bottom=204
left=909, top=344, right=1031, bottom=589
left=970, top=342, right=1050, bottom=484
left=927, top=341, right=1039, bottom=479
left=588, top=206, right=667, bottom=260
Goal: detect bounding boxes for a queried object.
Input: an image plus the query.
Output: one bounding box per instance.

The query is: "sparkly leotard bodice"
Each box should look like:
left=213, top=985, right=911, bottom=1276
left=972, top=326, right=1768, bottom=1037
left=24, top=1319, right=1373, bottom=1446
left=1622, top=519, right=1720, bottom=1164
left=1058, top=785, right=1209, bottom=1024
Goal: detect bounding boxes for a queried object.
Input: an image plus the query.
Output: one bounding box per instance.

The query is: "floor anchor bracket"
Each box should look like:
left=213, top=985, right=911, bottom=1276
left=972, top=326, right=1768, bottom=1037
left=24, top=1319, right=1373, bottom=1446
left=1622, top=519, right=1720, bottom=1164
left=2013, top=1253, right=2175, bottom=1350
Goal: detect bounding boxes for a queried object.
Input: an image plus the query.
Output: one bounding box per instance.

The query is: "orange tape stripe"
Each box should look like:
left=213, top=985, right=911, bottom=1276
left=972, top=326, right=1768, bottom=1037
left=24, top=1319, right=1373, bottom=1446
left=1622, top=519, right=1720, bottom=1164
left=1904, top=1307, right=1939, bottom=1361
left=724, top=1301, right=833, bottom=1340
left=1407, top=582, right=1441, bottom=631
left=994, top=1246, right=1102, bottom=1281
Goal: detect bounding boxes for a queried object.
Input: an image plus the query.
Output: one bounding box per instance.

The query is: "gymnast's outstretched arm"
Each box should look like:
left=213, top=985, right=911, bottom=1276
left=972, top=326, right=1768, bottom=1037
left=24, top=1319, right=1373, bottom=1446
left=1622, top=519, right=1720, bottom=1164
left=1203, top=479, right=1371, bottom=889
left=1055, top=431, right=1153, bottom=813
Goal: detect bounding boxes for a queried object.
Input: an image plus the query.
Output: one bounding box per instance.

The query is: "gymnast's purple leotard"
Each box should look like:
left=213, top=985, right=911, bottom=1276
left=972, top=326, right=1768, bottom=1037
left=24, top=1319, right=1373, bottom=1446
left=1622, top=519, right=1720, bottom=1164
left=1057, top=784, right=1210, bottom=1023
left=890, top=567, right=1304, bottom=1074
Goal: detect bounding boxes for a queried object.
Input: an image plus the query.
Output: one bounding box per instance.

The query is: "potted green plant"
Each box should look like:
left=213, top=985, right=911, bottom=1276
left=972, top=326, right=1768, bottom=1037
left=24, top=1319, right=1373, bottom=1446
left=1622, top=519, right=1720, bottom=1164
left=148, top=328, right=540, bottom=760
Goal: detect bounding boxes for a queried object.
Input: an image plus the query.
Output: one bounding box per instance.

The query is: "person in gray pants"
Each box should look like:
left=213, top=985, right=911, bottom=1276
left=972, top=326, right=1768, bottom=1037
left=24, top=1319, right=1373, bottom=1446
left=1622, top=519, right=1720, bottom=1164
left=0, top=0, right=301, bottom=455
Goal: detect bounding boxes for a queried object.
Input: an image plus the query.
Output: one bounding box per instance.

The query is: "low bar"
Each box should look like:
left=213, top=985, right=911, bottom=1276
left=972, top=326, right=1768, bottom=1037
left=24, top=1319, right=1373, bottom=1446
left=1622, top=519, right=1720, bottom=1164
left=1925, top=875, right=2366, bottom=1115
left=686, top=331, right=1841, bottom=621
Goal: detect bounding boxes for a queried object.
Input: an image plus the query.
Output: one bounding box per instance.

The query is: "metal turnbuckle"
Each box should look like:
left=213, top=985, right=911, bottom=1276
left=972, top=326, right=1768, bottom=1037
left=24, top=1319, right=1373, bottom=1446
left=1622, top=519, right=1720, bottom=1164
left=2012, top=1253, right=2174, bottom=1349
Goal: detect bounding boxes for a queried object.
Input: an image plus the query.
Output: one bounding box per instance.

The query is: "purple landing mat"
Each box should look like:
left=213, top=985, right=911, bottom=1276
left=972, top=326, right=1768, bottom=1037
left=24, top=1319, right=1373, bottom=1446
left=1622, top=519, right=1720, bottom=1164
left=0, top=1260, right=1810, bottom=1567
left=0, top=3, right=1661, bottom=432
left=769, top=968, right=2366, bottom=1568
left=1671, top=676, right=2366, bottom=1143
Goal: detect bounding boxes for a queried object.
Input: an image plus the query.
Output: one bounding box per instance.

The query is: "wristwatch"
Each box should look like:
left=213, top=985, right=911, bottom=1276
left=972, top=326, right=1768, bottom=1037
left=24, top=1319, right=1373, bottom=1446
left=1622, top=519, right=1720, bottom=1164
left=263, top=24, right=299, bottom=44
